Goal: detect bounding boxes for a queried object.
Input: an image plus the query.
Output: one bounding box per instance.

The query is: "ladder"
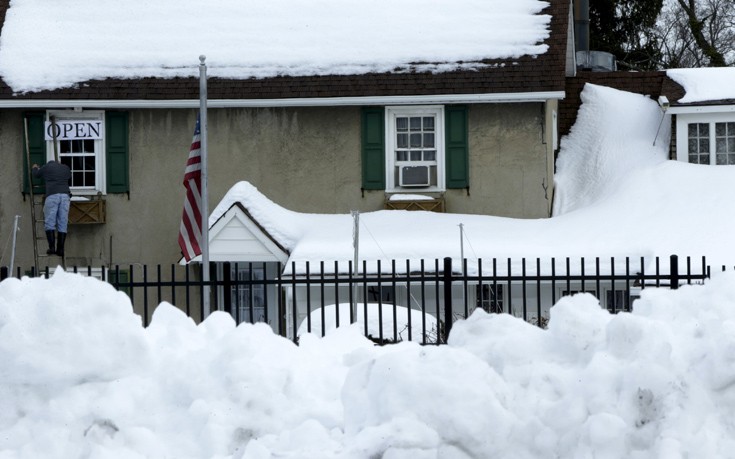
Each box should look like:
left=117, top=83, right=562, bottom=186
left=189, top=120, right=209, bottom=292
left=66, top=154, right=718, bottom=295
left=24, top=117, right=63, bottom=274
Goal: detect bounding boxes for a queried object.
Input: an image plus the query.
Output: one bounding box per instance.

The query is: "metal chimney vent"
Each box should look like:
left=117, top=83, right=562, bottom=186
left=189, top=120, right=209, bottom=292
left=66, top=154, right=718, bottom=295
left=576, top=51, right=617, bottom=72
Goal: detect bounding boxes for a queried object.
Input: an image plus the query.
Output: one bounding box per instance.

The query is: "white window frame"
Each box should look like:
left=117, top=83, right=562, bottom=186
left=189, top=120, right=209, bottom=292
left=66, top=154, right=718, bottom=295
left=385, top=106, right=445, bottom=192
left=45, top=110, right=107, bottom=195
left=676, top=112, right=735, bottom=165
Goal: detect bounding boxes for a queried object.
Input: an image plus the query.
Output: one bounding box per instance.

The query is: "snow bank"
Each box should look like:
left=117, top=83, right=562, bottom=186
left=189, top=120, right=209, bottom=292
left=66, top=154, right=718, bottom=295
left=4, top=268, right=735, bottom=457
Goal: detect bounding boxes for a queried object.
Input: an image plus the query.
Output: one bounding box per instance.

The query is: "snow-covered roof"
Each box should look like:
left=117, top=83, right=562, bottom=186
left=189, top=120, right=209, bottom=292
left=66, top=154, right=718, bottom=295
left=667, top=68, right=735, bottom=104
left=205, top=82, right=735, bottom=275
left=0, top=0, right=553, bottom=94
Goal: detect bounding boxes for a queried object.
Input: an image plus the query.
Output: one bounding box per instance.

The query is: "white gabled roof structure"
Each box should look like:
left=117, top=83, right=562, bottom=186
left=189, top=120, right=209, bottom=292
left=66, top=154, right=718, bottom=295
left=187, top=203, right=288, bottom=264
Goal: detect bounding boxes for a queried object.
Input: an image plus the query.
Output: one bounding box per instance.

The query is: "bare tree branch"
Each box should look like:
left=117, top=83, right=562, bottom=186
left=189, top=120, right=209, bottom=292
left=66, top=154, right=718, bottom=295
left=675, top=0, right=728, bottom=66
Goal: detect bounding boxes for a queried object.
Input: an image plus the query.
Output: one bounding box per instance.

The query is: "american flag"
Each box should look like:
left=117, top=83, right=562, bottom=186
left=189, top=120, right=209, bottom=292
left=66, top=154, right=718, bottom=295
left=178, top=115, right=203, bottom=261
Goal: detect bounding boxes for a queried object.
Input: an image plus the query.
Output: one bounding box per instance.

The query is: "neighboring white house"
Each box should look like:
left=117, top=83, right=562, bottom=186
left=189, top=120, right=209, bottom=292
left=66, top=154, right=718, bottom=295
left=666, top=68, right=735, bottom=165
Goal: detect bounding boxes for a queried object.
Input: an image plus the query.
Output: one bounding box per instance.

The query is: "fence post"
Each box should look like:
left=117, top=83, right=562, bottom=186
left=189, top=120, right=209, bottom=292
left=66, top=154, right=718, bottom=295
left=443, top=257, right=453, bottom=342
left=222, top=262, right=232, bottom=315
left=670, top=254, right=679, bottom=290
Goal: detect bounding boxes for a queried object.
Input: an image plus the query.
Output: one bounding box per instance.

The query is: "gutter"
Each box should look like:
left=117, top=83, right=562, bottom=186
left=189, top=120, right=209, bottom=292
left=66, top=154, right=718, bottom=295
left=0, top=91, right=565, bottom=109
left=667, top=104, right=735, bottom=115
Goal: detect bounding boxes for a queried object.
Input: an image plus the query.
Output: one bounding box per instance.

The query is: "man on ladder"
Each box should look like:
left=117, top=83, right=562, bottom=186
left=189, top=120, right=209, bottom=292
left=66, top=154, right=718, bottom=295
left=31, top=160, right=71, bottom=257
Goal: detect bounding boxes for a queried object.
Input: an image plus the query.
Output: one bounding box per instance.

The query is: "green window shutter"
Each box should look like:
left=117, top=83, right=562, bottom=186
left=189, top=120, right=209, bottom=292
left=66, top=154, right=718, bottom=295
left=22, top=112, right=47, bottom=194
left=106, top=111, right=129, bottom=193
left=445, top=105, right=469, bottom=189
left=361, top=107, right=385, bottom=190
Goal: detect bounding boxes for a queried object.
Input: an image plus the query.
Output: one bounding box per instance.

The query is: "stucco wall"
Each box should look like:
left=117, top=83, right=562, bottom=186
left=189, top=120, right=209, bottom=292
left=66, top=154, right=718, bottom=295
left=0, top=111, right=37, bottom=270
left=445, top=102, right=551, bottom=217
left=0, top=103, right=551, bottom=270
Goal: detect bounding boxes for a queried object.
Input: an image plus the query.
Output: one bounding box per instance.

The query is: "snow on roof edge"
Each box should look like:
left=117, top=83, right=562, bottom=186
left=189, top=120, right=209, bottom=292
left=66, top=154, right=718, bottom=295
left=667, top=68, right=735, bottom=104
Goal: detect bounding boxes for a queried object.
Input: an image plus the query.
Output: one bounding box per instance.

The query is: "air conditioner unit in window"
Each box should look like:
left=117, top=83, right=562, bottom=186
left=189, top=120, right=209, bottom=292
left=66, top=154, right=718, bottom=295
left=398, top=165, right=430, bottom=187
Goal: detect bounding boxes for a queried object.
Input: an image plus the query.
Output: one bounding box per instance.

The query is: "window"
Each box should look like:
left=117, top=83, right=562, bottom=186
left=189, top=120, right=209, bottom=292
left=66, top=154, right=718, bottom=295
left=687, top=123, right=710, bottom=164
left=476, top=284, right=504, bottom=313
left=367, top=285, right=395, bottom=304
left=715, top=122, right=735, bottom=165
left=676, top=113, right=735, bottom=165
left=361, top=106, right=468, bottom=191
left=232, top=265, right=266, bottom=324
left=46, top=111, right=105, bottom=195
left=23, top=110, right=128, bottom=196
left=386, top=106, right=444, bottom=191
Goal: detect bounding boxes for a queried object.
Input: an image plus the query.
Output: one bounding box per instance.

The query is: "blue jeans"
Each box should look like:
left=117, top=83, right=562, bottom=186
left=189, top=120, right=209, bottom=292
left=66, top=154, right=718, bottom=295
left=44, top=193, right=70, bottom=233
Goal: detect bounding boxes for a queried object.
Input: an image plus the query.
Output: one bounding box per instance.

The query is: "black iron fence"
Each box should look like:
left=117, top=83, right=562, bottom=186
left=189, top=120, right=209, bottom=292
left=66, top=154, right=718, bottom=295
left=0, top=255, right=710, bottom=344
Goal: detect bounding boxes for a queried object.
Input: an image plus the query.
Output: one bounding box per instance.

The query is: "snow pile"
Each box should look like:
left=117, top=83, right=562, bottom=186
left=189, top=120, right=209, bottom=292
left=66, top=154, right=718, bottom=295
left=4, top=268, right=735, bottom=457
left=0, top=0, right=550, bottom=93
left=297, top=303, right=439, bottom=343
left=553, top=84, right=669, bottom=215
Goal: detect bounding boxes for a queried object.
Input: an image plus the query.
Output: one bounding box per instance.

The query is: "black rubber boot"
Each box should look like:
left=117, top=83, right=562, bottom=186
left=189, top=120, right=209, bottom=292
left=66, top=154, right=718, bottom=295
left=45, top=230, right=56, bottom=255
left=56, top=232, right=66, bottom=257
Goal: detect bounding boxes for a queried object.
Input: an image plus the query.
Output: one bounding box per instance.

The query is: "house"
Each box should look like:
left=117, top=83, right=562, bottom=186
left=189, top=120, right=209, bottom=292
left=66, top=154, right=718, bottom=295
left=0, top=0, right=574, bottom=277
left=664, top=69, right=735, bottom=165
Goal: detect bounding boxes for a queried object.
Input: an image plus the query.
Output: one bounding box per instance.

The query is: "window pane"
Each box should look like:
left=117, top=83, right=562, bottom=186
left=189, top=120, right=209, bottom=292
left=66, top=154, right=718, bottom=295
left=423, top=133, right=435, bottom=148
left=688, top=139, right=698, bottom=153
left=72, top=156, right=84, bottom=169
left=409, top=117, right=421, bottom=131
left=396, top=117, right=408, bottom=132
left=410, top=151, right=422, bottom=161
left=699, top=123, right=709, bottom=137
left=84, top=172, right=95, bottom=186
left=83, top=139, right=95, bottom=152
left=716, top=153, right=727, bottom=165
left=396, top=151, right=408, bottom=161
left=60, top=140, right=71, bottom=154
left=688, top=124, right=697, bottom=137
left=729, top=155, right=735, bottom=165
left=424, top=150, right=436, bottom=161
left=689, top=154, right=699, bottom=163
left=72, top=140, right=85, bottom=152
left=84, top=156, right=96, bottom=170
left=72, top=171, right=84, bottom=185
left=716, top=123, right=726, bottom=136
left=729, top=123, right=735, bottom=134
left=397, top=133, right=408, bottom=149
left=423, top=117, right=435, bottom=131
left=717, top=138, right=726, bottom=153
left=700, top=139, right=709, bottom=153
left=410, top=133, right=422, bottom=148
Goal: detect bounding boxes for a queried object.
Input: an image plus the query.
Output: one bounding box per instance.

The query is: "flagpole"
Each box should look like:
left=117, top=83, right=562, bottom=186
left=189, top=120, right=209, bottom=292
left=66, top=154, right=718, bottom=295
left=199, top=55, right=211, bottom=317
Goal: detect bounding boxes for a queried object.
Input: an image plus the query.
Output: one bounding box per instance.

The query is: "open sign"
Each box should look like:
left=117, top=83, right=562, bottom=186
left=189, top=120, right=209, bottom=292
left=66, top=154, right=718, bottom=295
left=44, top=120, right=104, bottom=141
